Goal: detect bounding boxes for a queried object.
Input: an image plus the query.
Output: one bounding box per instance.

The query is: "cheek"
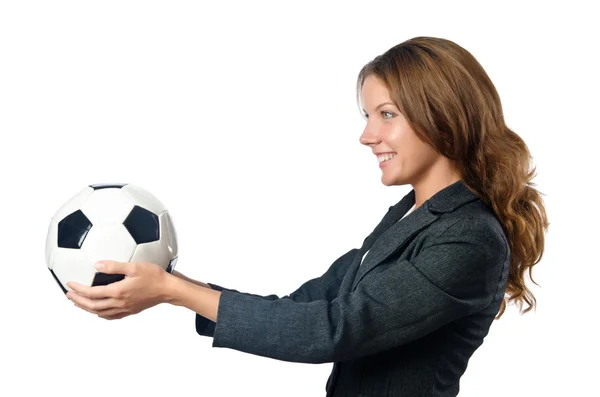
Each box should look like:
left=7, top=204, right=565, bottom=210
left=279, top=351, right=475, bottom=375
left=393, top=137, right=425, bottom=168
left=382, top=125, right=404, bottom=147
left=405, top=141, right=438, bottom=170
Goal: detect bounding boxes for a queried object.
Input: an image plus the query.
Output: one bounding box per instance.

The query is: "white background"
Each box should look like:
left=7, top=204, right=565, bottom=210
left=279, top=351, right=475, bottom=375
left=1, top=1, right=598, bottom=396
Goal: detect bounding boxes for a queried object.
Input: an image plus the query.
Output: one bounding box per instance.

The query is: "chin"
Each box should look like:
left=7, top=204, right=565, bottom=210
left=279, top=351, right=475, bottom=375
left=381, top=175, right=399, bottom=186
left=381, top=171, right=408, bottom=187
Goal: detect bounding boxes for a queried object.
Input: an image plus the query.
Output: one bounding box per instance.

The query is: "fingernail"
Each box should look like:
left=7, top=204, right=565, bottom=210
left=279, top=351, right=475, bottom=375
left=95, top=262, right=104, bottom=271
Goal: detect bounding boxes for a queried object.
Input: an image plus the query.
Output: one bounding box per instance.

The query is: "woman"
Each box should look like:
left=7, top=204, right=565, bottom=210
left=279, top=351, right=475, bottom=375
left=66, top=36, right=549, bottom=396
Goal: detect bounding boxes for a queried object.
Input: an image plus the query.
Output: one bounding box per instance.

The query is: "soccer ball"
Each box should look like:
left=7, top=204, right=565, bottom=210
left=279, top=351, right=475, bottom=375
left=45, top=183, right=178, bottom=295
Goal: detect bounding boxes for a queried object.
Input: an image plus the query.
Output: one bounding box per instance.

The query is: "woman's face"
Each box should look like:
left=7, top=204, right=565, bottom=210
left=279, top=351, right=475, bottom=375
left=359, top=75, right=441, bottom=187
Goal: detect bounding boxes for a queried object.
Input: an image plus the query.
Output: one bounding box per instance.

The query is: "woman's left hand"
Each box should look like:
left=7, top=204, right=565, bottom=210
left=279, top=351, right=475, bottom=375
left=66, top=260, right=168, bottom=320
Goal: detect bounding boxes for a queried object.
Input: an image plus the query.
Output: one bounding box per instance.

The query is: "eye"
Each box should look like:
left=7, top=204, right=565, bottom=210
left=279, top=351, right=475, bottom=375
left=361, top=110, right=396, bottom=120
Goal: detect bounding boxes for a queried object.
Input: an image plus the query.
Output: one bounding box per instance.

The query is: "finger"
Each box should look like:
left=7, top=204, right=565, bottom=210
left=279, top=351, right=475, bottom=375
left=66, top=290, right=87, bottom=306
left=67, top=292, right=121, bottom=312
left=97, top=308, right=129, bottom=319
left=95, top=260, right=134, bottom=276
left=73, top=301, right=96, bottom=315
left=103, top=312, right=130, bottom=321
left=67, top=282, right=113, bottom=299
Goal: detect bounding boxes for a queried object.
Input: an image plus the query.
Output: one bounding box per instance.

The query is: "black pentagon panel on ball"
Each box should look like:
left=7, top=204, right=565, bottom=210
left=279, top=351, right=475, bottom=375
left=123, top=205, right=160, bottom=244
left=57, top=210, right=93, bottom=248
left=49, top=268, right=68, bottom=294
left=165, top=257, right=178, bottom=274
left=89, top=183, right=127, bottom=190
left=92, top=272, right=125, bottom=286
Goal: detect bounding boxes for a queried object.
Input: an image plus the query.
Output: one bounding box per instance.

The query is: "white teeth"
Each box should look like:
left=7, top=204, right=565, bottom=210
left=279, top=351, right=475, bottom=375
left=377, top=153, right=396, bottom=163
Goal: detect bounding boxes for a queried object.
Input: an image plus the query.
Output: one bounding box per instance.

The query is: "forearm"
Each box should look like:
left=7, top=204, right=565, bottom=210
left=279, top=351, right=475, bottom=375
left=171, top=270, right=213, bottom=290
left=164, top=274, right=222, bottom=323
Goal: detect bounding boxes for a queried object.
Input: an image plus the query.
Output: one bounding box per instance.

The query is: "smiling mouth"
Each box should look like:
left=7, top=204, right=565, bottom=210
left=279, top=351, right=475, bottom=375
left=377, top=153, right=396, bottom=163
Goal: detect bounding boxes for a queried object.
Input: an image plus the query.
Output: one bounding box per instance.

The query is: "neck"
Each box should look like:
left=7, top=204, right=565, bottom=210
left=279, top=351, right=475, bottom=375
left=412, top=168, right=462, bottom=208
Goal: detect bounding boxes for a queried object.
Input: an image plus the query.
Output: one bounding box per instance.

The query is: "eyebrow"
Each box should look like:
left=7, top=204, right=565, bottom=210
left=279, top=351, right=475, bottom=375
left=361, top=102, right=395, bottom=114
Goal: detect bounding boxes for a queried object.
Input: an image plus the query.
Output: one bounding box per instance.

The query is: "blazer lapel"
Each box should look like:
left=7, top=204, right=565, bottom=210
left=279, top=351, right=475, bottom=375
left=337, top=189, right=417, bottom=295
left=350, top=199, right=439, bottom=291
left=339, top=180, right=480, bottom=294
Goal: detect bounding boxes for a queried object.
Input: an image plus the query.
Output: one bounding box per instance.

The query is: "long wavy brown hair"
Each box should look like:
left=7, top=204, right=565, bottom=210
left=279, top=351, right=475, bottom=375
left=356, top=37, right=549, bottom=318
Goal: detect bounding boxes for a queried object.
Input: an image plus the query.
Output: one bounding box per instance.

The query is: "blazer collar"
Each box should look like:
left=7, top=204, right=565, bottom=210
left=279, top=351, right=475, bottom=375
left=340, top=180, right=479, bottom=292
left=425, top=179, right=480, bottom=214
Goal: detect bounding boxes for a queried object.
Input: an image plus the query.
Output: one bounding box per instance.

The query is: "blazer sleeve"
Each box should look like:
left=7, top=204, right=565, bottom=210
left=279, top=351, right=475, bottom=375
left=208, top=219, right=509, bottom=363
left=195, top=247, right=359, bottom=337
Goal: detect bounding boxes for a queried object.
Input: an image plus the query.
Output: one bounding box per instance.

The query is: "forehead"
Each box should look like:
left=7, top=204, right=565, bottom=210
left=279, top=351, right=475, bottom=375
left=361, top=75, right=393, bottom=107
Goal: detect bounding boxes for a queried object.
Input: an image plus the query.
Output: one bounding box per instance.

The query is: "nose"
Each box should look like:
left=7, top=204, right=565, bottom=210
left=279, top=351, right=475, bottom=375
left=359, top=122, right=379, bottom=147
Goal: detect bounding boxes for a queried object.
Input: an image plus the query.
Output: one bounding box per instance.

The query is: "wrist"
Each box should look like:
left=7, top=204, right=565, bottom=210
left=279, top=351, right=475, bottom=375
left=161, top=272, right=222, bottom=322
left=162, top=272, right=183, bottom=305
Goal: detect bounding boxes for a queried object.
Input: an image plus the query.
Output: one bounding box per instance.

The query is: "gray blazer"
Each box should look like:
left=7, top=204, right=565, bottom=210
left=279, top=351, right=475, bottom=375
left=195, top=180, right=510, bottom=396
